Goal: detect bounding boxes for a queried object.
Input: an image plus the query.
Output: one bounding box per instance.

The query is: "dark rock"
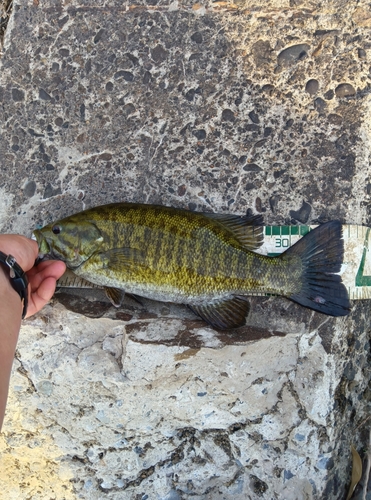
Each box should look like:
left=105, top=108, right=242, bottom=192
left=99, top=153, right=112, bottom=161
left=43, top=183, right=54, bottom=199
left=58, top=16, right=69, bottom=29
left=264, top=127, right=273, bottom=137
left=249, top=110, right=260, bottom=124
left=94, top=29, right=105, bottom=44
left=289, top=201, right=312, bottom=223
left=39, top=88, right=52, bottom=101
left=221, top=109, right=235, bottom=122
left=122, top=71, right=134, bottom=82
left=269, top=195, right=280, bottom=213
left=243, top=164, right=262, bottom=172
left=185, top=88, right=201, bottom=101
left=261, top=84, right=275, bottom=95
left=143, top=71, right=151, bottom=84
left=277, top=44, right=310, bottom=67
left=43, top=183, right=61, bottom=199
left=80, top=104, right=85, bottom=121
left=324, top=89, right=334, bottom=100
left=121, top=103, right=136, bottom=116
left=328, top=114, right=343, bottom=125
left=245, top=124, right=260, bottom=132
left=250, top=475, right=268, bottom=495
left=151, top=44, right=168, bottom=64
left=314, top=29, right=340, bottom=36
left=314, top=97, right=327, bottom=114
left=24, top=181, right=36, bottom=198
left=12, top=88, right=25, bottom=101
left=189, top=53, right=202, bottom=62
left=191, top=32, right=203, bottom=44
left=59, top=48, right=69, bottom=57
left=126, top=52, right=139, bottom=66
left=28, top=128, right=44, bottom=137
left=192, top=129, right=206, bottom=140
left=255, top=197, right=264, bottom=212
left=335, top=83, right=356, bottom=97
left=56, top=292, right=111, bottom=318
left=251, top=40, right=272, bottom=68
left=115, top=70, right=134, bottom=81
left=305, top=79, right=319, bottom=95
left=274, top=169, right=286, bottom=179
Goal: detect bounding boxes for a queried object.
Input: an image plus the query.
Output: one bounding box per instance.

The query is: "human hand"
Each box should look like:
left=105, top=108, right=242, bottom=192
left=0, top=235, right=66, bottom=318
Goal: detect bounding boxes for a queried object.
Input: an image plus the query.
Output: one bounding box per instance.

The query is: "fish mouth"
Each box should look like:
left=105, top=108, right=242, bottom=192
left=32, top=230, right=53, bottom=263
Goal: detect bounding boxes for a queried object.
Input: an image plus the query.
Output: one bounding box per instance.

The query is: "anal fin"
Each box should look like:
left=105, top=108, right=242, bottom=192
left=189, top=296, right=250, bottom=329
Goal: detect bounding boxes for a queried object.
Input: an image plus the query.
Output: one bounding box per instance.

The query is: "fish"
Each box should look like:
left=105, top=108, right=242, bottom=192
left=33, top=202, right=351, bottom=329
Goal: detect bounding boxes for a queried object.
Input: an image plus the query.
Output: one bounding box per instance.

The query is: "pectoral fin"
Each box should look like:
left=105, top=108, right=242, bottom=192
left=189, top=296, right=250, bottom=329
left=100, top=247, right=146, bottom=271
left=104, top=287, right=125, bottom=307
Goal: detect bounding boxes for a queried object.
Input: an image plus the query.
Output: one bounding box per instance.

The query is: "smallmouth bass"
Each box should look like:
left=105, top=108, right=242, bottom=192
left=33, top=203, right=351, bottom=329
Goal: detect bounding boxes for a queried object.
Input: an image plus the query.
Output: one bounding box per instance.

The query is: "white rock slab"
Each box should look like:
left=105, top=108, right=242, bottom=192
left=0, top=302, right=354, bottom=499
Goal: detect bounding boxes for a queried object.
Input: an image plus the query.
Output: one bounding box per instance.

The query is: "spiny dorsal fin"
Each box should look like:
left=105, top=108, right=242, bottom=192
left=104, top=287, right=125, bottom=307
left=204, top=213, right=264, bottom=251
left=189, top=296, right=250, bottom=329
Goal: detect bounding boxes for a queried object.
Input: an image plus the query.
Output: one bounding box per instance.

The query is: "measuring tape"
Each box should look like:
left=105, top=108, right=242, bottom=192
left=56, top=225, right=371, bottom=301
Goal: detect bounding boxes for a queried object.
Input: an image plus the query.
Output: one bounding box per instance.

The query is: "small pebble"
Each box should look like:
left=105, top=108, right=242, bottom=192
left=249, top=110, right=259, bottom=124
left=24, top=180, right=36, bottom=197
left=324, top=89, right=334, bottom=100
left=277, top=44, right=310, bottom=67
left=358, top=48, right=366, bottom=59
left=305, top=79, right=319, bottom=95
left=335, top=83, right=356, bottom=97
left=289, top=201, right=312, bottom=223
left=314, top=97, right=327, bottom=114
left=221, top=109, right=235, bottom=122
left=191, top=32, right=203, bottom=44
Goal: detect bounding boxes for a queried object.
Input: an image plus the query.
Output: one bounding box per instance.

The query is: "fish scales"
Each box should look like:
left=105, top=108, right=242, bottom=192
left=80, top=206, right=289, bottom=298
left=33, top=202, right=351, bottom=329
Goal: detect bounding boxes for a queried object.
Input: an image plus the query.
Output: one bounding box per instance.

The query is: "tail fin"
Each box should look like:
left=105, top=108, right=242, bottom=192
left=284, top=221, right=351, bottom=316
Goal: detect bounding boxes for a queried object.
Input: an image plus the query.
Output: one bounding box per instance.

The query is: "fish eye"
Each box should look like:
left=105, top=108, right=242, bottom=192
left=52, top=225, right=61, bottom=235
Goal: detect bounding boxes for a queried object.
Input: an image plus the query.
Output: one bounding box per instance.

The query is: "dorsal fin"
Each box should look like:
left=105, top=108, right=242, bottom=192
left=204, top=213, right=264, bottom=251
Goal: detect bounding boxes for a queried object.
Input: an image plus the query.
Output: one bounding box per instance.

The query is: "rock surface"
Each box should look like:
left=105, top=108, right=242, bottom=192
left=0, top=1, right=371, bottom=499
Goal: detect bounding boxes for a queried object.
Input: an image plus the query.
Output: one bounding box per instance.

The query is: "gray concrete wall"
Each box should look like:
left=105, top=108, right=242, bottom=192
left=0, top=1, right=370, bottom=499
